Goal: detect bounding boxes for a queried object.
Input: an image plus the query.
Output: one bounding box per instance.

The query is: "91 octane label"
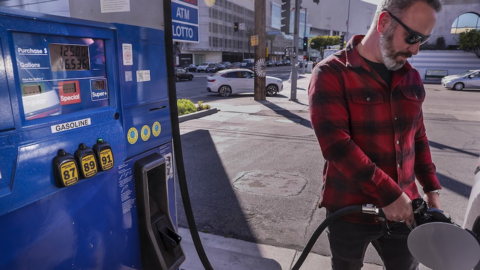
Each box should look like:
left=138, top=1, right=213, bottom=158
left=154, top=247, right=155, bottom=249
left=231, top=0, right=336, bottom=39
left=60, top=161, right=79, bottom=186
left=81, top=155, right=98, bottom=178
left=99, top=149, right=114, bottom=171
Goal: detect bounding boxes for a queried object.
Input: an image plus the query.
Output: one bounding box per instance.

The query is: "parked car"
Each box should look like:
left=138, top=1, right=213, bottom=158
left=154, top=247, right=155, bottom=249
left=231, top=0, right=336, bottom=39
left=284, top=59, right=291, bottom=66
left=175, top=68, right=194, bottom=81
left=266, top=60, right=275, bottom=67
left=196, top=62, right=214, bottom=72
left=221, top=62, right=232, bottom=69
left=206, top=63, right=225, bottom=73
left=206, top=68, right=283, bottom=97
left=276, top=61, right=284, bottom=66
left=244, top=62, right=255, bottom=71
left=441, top=70, right=480, bottom=91
left=230, top=62, right=242, bottom=69
left=184, top=64, right=197, bottom=72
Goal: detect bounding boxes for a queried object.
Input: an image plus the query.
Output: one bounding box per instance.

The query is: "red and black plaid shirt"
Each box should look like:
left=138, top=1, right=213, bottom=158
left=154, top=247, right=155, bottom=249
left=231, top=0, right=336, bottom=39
left=308, top=35, right=442, bottom=223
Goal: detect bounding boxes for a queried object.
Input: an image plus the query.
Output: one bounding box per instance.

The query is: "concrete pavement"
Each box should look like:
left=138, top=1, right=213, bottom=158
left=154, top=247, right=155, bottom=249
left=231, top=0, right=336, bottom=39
left=177, top=72, right=384, bottom=270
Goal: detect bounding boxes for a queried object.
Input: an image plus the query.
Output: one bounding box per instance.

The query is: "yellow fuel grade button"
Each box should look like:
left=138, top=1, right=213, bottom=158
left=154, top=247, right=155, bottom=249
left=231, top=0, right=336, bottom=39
left=75, top=143, right=98, bottom=179
left=53, top=149, right=79, bottom=188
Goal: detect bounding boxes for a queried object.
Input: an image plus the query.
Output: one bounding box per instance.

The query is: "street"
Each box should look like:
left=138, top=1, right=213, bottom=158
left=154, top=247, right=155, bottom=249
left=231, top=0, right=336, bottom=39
left=175, top=67, right=480, bottom=266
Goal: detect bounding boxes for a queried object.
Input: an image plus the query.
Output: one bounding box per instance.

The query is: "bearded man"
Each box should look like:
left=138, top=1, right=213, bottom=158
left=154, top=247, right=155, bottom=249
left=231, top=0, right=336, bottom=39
left=308, top=0, right=443, bottom=269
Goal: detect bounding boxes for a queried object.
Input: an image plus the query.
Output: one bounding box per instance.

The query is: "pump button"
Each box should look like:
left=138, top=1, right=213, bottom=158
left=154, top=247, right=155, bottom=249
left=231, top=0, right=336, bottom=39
left=75, top=143, right=98, bottom=179
left=53, top=149, right=79, bottom=187
left=93, top=138, right=114, bottom=171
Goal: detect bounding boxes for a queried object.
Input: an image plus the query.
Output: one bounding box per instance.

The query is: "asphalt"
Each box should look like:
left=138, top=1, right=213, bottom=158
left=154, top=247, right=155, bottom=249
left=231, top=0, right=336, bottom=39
left=176, top=70, right=384, bottom=270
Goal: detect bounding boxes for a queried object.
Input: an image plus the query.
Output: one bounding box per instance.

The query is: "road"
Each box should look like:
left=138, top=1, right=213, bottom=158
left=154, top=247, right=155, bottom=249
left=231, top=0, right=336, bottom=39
left=175, top=67, right=480, bottom=266
left=175, top=65, right=293, bottom=102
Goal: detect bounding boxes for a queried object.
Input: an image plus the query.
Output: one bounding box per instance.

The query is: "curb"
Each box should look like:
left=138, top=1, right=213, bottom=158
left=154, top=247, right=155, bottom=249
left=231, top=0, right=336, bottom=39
left=179, top=108, right=219, bottom=123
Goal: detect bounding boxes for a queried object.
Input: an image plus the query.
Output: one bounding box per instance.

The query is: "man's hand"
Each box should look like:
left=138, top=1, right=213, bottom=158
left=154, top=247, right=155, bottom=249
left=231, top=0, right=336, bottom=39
left=423, top=192, right=441, bottom=209
left=382, top=192, right=414, bottom=226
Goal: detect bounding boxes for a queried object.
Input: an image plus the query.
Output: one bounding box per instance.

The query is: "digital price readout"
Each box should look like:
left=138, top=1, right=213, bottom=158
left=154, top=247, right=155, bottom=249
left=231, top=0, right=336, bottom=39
left=49, top=44, right=90, bottom=71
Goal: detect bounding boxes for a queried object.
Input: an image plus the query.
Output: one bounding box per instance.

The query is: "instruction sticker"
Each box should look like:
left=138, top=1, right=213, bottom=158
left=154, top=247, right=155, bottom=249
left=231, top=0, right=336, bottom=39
left=101, top=0, right=130, bottom=13
left=122, top=43, right=133, bottom=65
left=136, top=70, right=150, bottom=82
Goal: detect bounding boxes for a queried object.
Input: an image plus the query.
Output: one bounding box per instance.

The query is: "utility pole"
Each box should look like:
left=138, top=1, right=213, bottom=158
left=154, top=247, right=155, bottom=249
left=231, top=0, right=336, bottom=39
left=346, top=0, right=351, bottom=41
left=303, top=7, right=307, bottom=74
left=290, top=0, right=301, bottom=101
left=254, top=0, right=266, bottom=101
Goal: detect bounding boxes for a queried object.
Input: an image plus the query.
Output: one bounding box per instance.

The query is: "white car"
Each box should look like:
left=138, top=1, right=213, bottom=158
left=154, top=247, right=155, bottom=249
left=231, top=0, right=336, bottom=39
left=196, top=62, right=214, bottom=72
left=206, top=69, right=283, bottom=97
left=441, top=70, right=480, bottom=91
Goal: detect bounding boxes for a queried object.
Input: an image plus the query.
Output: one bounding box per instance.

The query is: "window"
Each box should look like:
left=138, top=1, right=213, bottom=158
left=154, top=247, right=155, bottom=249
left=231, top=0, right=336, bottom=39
left=271, top=3, right=281, bottom=30
left=451, top=12, right=480, bottom=34
left=226, top=71, right=240, bottom=78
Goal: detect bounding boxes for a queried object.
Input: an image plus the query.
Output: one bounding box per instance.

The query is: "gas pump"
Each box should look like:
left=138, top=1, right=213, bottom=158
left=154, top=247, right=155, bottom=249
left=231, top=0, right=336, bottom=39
left=0, top=7, right=185, bottom=269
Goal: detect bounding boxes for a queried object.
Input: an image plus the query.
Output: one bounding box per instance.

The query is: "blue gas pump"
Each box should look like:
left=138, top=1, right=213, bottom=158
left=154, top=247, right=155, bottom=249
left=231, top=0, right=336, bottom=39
left=0, top=8, right=184, bottom=270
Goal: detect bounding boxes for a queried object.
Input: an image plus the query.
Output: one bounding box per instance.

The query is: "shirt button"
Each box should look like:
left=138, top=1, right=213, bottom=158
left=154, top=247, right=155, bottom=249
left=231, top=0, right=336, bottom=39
left=397, top=164, right=400, bottom=168
left=394, top=116, right=397, bottom=120
left=397, top=140, right=400, bottom=145
left=415, top=95, right=418, bottom=99
left=366, top=97, right=371, bottom=101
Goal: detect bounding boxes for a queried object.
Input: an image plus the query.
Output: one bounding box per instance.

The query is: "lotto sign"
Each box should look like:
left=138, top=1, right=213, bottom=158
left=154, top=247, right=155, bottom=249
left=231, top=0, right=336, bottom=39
left=172, top=0, right=199, bottom=43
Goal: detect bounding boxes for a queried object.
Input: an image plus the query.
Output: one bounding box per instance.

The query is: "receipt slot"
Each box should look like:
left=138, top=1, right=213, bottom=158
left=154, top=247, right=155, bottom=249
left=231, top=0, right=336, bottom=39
left=0, top=8, right=183, bottom=270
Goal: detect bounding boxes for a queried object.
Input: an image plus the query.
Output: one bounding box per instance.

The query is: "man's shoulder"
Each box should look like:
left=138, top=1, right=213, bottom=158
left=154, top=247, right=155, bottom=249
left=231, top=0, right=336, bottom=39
left=319, top=49, right=347, bottom=68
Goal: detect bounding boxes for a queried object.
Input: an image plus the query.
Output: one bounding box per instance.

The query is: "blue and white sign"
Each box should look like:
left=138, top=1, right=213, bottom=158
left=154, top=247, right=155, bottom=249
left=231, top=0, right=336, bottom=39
left=172, top=0, right=199, bottom=43
left=172, top=21, right=199, bottom=43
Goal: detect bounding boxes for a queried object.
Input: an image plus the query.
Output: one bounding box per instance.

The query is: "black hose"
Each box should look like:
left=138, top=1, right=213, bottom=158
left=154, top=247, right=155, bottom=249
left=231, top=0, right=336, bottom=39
left=163, top=1, right=214, bottom=269
left=291, top=205, right=364, bottom=270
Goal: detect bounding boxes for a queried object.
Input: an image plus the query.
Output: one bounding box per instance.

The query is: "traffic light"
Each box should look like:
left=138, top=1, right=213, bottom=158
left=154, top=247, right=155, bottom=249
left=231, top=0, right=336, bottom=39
left=303, top=37, right=308, bottom=51
left=339, top=35, right=345, bottom=49
left=280, top=0, right=291, bottom=34
left=234, top=22, right=239, bottom=32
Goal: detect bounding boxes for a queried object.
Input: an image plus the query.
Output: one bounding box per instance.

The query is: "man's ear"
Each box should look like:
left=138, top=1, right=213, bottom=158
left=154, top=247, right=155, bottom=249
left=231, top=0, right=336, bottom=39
left=377, top=11, right=391, bottom=34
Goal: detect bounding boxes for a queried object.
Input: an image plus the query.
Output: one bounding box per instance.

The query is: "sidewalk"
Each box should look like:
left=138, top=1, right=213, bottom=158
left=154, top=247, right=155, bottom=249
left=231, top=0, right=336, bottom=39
left=177, top=71, right=383, bottom=270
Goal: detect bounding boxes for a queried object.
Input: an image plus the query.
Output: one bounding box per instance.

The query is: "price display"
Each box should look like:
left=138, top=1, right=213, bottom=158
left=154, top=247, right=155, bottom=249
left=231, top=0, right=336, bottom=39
left=49, top=44, right=90, bottom=71
left=93, top=80, right=105, bottom=90
left=62, top=82, right=77, bottom=93
left=23, top=85, right=42, bottom=96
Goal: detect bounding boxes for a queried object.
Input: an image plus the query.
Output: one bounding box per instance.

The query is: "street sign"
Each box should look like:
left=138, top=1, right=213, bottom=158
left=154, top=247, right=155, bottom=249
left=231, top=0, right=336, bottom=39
left=239, top=22, right=246, bottom=30
left=172, top=0, right=199, bottom=43
left=251, top=35, right=259, bottom=46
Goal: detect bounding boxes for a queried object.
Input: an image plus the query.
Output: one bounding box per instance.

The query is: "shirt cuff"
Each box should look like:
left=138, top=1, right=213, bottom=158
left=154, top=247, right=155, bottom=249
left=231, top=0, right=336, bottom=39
left=362, top=167, right=403, bottom=208
left=421, top=174, right=442, bottom=194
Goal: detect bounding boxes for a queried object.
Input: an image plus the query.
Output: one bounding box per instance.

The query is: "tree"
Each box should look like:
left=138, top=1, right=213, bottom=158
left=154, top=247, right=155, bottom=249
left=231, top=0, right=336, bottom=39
left=435, top=36, right=446, bottom=50
left=309, top=35, right=341, bottom=58
left=459, top=29, right=480, bottom=57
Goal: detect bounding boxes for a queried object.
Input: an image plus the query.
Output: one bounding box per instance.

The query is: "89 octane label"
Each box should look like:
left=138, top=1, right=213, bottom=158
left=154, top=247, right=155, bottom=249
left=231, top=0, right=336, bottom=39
left=81, top=155, right=98, bottom=178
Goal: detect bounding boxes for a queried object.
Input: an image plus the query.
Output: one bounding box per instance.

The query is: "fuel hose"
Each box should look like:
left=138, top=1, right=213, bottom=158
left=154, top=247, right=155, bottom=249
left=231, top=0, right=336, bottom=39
left=291, top=205, right=381, bottom=270
left=163, top=0, right=214, bottom=269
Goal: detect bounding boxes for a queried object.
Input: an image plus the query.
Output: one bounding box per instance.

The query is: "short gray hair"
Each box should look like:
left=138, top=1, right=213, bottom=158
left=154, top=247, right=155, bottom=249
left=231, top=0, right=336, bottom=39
left=372, top=0, right=442, bottom=27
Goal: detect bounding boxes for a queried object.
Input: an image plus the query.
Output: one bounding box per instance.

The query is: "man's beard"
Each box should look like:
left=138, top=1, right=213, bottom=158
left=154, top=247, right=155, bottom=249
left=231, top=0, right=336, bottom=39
left=380, top=24, right=413, bottom=71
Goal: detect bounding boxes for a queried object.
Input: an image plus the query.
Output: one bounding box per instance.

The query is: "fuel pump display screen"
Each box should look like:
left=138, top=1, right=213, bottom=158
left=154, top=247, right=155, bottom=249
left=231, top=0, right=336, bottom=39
left=93, top=80, right=105, bottom=90
left=23, top=85, right=42, bottom=96
left=62, top=82, right=77, bottom=93
left=49, top=44, right=90, bottom=71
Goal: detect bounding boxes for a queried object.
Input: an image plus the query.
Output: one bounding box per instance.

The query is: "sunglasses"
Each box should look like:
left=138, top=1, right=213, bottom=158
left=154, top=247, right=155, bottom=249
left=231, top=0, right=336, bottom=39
left=383, top=9, right=431, bottom=45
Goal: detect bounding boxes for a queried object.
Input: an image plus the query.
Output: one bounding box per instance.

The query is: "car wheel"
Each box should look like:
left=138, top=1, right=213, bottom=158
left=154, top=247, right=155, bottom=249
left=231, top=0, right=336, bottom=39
left=218, top=85, right=232, bottom=97
left=175, top=76, right=179, bottom=82
left=189, top=75, right=193, bottom=81
left=453, top=82, right=464, bottom=91
left=266, top=84, right=279, bottom=96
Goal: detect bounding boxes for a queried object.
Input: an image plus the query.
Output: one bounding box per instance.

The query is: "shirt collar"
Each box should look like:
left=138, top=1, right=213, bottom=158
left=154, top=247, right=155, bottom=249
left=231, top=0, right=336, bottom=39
left=345, top=35, right=412, bottom=88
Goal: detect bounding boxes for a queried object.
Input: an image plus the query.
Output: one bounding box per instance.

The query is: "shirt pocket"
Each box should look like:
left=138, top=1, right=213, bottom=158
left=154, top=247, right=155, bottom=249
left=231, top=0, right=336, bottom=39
left=401, top=86, right=425, bottom=119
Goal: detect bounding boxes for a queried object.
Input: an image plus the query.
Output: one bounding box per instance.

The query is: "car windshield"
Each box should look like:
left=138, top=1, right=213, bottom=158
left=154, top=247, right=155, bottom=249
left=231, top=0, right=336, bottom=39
left=458, top=71, right=475, bottom=76
left=201, top=62, right=209, bottom=65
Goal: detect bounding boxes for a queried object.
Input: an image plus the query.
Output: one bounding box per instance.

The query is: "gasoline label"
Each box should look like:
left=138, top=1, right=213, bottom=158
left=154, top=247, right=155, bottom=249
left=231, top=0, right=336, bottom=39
left=152, top=121, right=161, bottom=137
left=60, top=161, right=79, bottom=186
left=127, top=127, right=138, bottom=144
left=99, top=149, right=114, bottom=171
left=81, top=155, right=98, bottom=178
left=141, top=125, right=151, bottom=141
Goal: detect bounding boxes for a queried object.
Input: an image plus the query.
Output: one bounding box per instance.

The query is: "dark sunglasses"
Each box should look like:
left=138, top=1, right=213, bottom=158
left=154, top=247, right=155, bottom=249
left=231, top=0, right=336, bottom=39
left=383, top=9, right=431, bottom=45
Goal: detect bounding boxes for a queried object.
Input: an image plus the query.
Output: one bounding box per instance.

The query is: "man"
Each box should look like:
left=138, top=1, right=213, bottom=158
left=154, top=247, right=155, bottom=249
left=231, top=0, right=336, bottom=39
left=308, top=0, right=442, bottom=269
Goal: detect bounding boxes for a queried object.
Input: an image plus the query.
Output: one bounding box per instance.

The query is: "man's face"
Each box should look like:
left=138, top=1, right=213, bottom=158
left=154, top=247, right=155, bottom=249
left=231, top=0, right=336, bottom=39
left=380, top=2, right=437, bottom=71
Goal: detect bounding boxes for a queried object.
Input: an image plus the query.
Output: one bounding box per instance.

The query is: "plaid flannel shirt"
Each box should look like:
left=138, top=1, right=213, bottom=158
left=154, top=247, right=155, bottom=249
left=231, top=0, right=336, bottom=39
left=308, top=35, right=442, bottom=223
